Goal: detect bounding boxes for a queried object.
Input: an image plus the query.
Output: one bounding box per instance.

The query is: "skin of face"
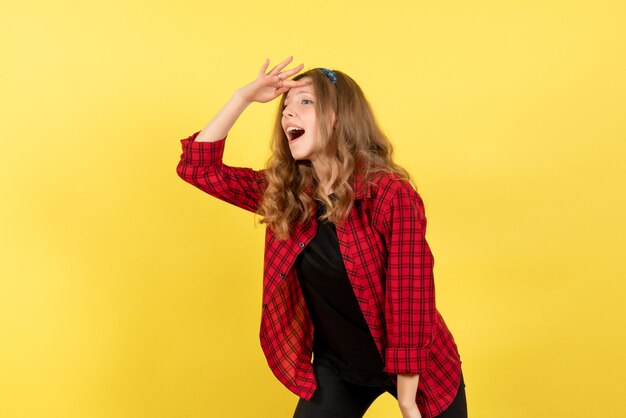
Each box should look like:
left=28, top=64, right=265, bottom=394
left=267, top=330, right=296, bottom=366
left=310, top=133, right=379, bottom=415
left=281, top=77, right=335, bottom=162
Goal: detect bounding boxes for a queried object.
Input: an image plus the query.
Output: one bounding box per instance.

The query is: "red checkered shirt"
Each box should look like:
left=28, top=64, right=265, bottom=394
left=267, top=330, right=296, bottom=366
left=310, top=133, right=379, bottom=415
left=177, top=131, right=463, bottom=418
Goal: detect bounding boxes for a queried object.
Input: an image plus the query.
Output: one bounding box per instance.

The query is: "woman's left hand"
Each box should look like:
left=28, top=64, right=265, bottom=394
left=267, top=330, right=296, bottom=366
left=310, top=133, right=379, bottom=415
left=399, top=402, right=423, bottom=418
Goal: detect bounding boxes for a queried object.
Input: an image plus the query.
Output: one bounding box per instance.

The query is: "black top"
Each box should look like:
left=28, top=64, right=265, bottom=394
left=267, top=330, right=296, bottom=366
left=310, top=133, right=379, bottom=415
left=294, top=197, right=394, bottom=387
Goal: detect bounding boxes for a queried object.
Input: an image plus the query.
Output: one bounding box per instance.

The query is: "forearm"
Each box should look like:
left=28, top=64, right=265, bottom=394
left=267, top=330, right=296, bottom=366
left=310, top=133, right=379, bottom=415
left=195, top=90, right=251, bottom=142
left=397, top=373, right=420, bottom=409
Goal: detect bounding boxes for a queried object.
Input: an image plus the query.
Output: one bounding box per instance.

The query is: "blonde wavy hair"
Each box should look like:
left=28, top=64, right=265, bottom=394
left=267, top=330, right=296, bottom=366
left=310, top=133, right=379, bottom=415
left=257, top=68, right=415, bottom=240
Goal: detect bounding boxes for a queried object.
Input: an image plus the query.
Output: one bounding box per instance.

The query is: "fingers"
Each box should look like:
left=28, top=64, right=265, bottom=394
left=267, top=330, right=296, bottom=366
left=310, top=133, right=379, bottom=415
left=274, top=78, right=310, bottom=99
left=263, top=56, right=306, bottom=82
left=275, top=86, right=290, bottom=96
left=267, top=56, right=305, bottom=78
left=258, top=58, right=270, bottom=76
left=279, top=63, right=305, bottom=79
left=281, top=79, right=310, bottom=88
left=269, top=55, right=294, bottom=75
left=259, top=57, right=308, bottom=101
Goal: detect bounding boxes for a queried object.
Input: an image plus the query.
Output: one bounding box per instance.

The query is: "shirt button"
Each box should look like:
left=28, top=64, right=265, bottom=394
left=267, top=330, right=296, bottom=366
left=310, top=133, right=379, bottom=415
left=299, top=242, right=305, bottom=248
left=262, top=304, right=267, bottom=309
left=279, top=273, right=285, bottom=279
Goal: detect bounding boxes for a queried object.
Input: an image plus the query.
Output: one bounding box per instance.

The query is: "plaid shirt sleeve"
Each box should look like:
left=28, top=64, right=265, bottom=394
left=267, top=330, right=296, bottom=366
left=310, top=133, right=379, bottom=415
left=176, top=131, right=267, bottom=213
left=381, top=180, right=435, bottom=375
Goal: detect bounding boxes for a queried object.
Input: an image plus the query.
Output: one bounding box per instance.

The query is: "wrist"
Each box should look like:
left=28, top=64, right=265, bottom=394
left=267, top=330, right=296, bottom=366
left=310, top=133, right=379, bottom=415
left=398, top=400, right=416, bottom=408
left=234, top=87, right=253, bottom=106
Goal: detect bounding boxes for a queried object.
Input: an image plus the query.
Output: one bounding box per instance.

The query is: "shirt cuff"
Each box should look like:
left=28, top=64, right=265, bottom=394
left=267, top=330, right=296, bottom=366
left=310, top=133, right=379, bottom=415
left=179, top=131, right=227, bottom=165
left=383, top=347, right=431, bottom=374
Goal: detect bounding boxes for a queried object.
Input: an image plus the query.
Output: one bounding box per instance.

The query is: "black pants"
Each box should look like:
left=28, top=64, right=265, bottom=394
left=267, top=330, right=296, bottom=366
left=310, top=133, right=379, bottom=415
left=293, top=362, right=467, bottom=418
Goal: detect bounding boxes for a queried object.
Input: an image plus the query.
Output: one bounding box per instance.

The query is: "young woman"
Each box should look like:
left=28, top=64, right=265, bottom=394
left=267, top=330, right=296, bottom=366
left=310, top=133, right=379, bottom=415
left=176, top=56, right=467, bottom=418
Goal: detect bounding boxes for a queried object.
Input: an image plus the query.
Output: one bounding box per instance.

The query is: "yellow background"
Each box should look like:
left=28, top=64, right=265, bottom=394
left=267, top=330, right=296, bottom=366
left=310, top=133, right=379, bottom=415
left=1, top=0, right=625, bottom=417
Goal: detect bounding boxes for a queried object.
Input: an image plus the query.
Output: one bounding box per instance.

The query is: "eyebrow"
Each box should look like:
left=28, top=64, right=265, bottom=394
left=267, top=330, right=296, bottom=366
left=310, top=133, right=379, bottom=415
left=284, top=91, right=315, bottom=104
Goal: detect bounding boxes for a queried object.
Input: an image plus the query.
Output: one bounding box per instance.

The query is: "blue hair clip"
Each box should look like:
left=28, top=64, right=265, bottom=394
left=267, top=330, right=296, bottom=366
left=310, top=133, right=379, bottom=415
left=319, top=68, right=337, bottom=85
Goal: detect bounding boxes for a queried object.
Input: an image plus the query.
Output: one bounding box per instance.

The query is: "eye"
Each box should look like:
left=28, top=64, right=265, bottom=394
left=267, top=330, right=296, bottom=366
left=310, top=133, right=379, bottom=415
left=302, top=99, right=313, bottom=105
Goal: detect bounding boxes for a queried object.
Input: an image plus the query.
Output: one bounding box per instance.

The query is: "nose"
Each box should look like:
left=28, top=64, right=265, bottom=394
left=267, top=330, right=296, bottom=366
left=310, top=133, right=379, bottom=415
left=282, top=104, right=295, bottom=118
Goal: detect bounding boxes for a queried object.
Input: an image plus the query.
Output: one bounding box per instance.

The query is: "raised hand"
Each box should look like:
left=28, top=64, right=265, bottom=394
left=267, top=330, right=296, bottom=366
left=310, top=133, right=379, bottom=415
left=237, top=56, right=309, bottom=104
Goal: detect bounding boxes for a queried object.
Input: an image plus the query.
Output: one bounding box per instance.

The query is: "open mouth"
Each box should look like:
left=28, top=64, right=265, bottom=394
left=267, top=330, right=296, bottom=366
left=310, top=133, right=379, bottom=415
left=287, top=127, right=306, bottom=142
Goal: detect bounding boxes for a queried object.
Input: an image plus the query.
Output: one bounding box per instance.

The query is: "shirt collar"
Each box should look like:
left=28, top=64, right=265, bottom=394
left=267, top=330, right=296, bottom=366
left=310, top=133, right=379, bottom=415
left=350, top=169, right=372, bottom=200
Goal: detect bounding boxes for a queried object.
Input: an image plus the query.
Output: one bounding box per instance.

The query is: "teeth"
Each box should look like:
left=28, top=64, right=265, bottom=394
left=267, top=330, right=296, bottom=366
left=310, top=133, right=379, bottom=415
left=287, top=126, right=303, bottom=132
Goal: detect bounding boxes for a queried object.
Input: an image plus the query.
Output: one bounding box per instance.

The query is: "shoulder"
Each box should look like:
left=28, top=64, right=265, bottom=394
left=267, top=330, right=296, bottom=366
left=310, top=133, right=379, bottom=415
left=369, top=170, right=422, bottom=207
left=368, top=171, right=426, bottom=234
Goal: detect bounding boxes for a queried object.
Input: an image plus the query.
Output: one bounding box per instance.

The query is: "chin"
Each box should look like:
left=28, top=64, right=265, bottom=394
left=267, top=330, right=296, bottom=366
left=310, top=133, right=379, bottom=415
left=292, top=155, right=312, bottom=161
